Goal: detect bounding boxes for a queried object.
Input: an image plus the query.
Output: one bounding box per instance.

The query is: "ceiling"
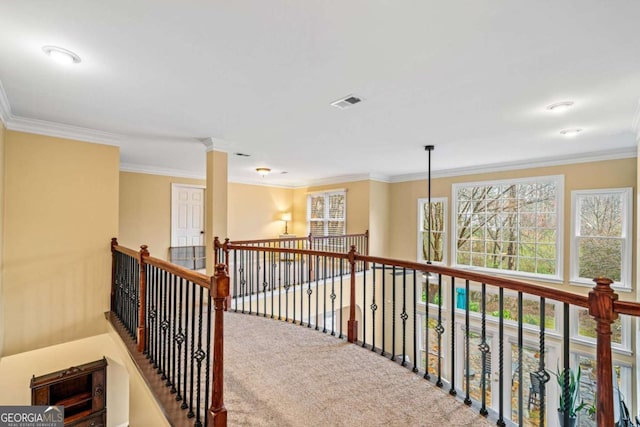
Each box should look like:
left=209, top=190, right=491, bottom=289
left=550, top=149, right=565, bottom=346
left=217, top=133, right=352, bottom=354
left=1, top=1, right=639, bottom=187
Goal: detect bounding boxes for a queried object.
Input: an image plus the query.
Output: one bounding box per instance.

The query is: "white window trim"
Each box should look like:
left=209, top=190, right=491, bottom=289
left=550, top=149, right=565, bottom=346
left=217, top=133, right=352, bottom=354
left=306, top=189, right=347, bottom=236
left=569, top=305, right=632, bottom=354
left=451, top=175, right=564, bottom=282
left=417, top=197, right=448, bottom=264
left=569, top=187, right=632, bottom=290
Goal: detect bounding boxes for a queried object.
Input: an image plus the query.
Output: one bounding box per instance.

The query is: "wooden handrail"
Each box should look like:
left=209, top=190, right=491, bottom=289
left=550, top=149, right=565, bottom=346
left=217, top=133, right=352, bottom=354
left=144, top=255, right=211, bottom=289
left=228, top=230, right=368, bottom=246
left=112, top=243, right=142, bottom=261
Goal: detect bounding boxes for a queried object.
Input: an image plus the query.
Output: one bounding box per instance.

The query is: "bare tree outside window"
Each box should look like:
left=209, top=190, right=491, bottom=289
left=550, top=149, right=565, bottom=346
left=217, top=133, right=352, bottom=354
left=418, top=198, right=446, bottom=263
left=572, top=188, right=631, bottom=287
left=454, top=177, right=561, bottom=278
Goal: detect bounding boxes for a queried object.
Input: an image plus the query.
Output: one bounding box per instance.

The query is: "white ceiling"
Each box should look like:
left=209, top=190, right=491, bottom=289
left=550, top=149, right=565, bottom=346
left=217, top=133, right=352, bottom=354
left=1, top=1, right=639, bottom=186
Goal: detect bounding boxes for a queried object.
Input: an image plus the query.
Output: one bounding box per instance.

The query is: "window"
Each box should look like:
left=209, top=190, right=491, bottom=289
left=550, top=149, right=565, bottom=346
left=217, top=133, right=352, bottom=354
left=307, top=190, right=346, bottom=236
left=417, top=197, right=447, bottom=264
left=571, top=307, right=630, bottom=352
left=570, top=188, right=632, bottom=289
left=452, top=175, right=563, bottom=280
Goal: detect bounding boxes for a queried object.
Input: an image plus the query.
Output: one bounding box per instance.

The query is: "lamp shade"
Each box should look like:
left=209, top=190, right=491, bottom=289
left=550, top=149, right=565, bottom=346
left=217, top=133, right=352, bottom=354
left=281, top=212, right=292, bottom=222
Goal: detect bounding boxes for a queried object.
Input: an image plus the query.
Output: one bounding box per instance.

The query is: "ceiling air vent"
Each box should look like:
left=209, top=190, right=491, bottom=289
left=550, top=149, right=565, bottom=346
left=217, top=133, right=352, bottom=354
left=330, top=94, right=363, bottom=109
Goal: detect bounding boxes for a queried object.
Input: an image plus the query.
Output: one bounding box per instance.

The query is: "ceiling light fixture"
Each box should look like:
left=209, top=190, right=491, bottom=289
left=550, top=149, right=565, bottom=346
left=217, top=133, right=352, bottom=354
left=42, top=45, right=81, bottom=65
left=256, top=167, right=271, bottom=177
left=546, top=101, right=574, bottom=113
left=559, top=128, right=582, bottom=137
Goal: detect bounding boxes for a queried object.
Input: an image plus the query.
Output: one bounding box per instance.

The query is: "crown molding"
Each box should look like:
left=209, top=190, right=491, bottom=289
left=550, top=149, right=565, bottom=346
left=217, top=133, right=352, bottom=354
left=120, top=162, right=206, bottom=180
left=0, top=79, right=12, bottom=127
left=390, top=146, right=638, bottom=183
left=200, top=136, right=231, bottom=152
left=6, top=115, right=122, bottom=146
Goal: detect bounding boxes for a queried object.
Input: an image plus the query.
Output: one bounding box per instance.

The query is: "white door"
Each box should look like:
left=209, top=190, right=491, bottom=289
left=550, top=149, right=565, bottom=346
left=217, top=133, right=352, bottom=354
left=171, top=184, right=205, bottom=247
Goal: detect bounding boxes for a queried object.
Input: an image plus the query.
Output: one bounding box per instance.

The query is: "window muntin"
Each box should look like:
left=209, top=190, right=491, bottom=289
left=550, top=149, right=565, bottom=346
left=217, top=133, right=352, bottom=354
left=307, top=190, right=346, bottom=236
left=571, top=307, right=629, bottom=351
left=452, top=176, right=563, bottom=280
left=417, top=197, right=447, bottom=264
left=570, top=188, right=632, bottom=288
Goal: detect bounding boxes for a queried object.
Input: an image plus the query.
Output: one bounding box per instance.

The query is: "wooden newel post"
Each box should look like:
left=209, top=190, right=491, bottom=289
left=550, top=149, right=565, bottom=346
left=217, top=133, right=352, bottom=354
left=208, top=263, right=229, bottom=427
left=347, top=245, right=358, bottom=343
left=110, top=238, right=118, bottom=311
left=137, top=245, right=149, bottom=353
left=588, top=277, right=618, bottom=427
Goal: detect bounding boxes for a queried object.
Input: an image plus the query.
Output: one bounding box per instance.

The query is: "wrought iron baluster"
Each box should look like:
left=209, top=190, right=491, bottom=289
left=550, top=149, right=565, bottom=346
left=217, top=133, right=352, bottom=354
left=517, top=291, right=523, bottom=426
left=497, top=287, right=505, bottom=427
left=160, top=270, right=169, bottom=379
left=181, top=279, right=190, bottom=410
left=381, top=265, right=386, bottom=357
left=371, top=263, right=377, bottom=352
left=175, top=277, right=185, bottom=403
left=362, top=263, right=367, bottom=347
left=435, top=274, right=444, bottom=388
left=193, top=286, right=205, bottom=427
left=203, top=289, right=212, bottom=427
left=449, top=276, right=456, bottom=396
left=262, top=250, right=267, bottom=317
left=188, top=281, right=196, bottom=418
left=412, top=271, right=417, bottom=372
left=322, top=256, right=327, bottom=333
left=401, top=268, right=408, bottom=366
left=562, top=303, right=570, bottom=427
left=391, top=267, right=397, bottom=361
left=339, top=259, right=344, bottom=339
left=232, top=251, right=238, bottom=313
left=169, top=274, right=177, bottom=392
left=538, top=297, right=549, bottom=427
left=424, top=271, right=430, bottom=380
left=479, top=282, right=488, bottom=416
left=464, top=279, right=471, bottom=405
left=330, top=260, right=336, bottom=336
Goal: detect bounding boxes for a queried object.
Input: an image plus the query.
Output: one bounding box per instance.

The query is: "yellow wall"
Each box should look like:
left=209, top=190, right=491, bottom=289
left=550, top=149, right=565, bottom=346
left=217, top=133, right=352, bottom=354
left=369, top=180, right=390, bottom=257
left=0, top=121, right=5, bottom=358
left=2, top=131, right=119, bottom=355
left=119, top=171, right=205, bottom=259
left=228, top=183, right=293, bottom=240
left=389, top=158, right=636, bottom=295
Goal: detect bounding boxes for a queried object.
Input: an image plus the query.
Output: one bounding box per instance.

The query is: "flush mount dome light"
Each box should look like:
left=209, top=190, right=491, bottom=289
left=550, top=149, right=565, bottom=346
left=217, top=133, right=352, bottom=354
left=546, top=101, right=574, bottom=112
left=256, top=167, right=271, bottom=177
left=42, top=45, right=81, bottom=64
left=560, top=128, right=582, bottom=137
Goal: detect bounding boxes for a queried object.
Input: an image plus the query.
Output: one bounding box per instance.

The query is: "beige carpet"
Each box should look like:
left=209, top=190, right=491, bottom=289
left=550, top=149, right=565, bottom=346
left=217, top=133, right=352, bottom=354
left=223, top=312, right=495, bottom=427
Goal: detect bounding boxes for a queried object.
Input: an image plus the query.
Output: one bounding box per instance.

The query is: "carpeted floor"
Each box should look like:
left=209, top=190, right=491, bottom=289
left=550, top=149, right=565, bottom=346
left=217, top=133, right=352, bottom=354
left=223, top=312, right=495, bottom=426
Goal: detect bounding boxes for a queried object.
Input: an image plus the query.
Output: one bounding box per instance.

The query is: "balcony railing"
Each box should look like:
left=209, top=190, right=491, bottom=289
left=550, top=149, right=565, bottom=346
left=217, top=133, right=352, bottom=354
left=218, top=239, right=639, bottom=427
left=110, top=238, right=228, bottom=427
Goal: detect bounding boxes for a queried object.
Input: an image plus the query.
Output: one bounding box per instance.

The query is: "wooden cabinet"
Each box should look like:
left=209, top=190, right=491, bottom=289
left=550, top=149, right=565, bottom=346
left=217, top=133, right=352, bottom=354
left=31, top=357, right=107, bottom=426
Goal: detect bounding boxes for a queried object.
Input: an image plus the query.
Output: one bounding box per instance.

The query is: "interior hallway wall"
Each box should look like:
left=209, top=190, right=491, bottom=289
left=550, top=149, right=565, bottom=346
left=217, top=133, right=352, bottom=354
left=2, top=131, right=119, bottom=355
left=119, top=171, right=205, bottom=260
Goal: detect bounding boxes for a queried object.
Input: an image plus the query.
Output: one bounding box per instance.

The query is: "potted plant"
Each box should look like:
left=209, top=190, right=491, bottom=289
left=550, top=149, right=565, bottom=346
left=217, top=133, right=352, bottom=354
left=552, top=365, right=587, bottom=427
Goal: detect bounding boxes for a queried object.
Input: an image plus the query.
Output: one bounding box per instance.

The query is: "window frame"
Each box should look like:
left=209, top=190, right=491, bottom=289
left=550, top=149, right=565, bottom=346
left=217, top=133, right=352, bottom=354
left=569, top=187, right=632, bottom=290
left=417, top=197, right=448, bottom=264
left=306, top=189, right=346, bottom=236
left=451, top=175, right=564, bottom=282
left=570, top=306, right=632, bottom=354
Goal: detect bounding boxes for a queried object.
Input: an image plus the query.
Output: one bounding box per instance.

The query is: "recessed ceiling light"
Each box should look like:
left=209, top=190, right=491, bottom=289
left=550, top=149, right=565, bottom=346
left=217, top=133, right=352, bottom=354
left=546, top=101, right=574, bottom=113
left=559, top=128, right=582, bottom=137
left=42, top=45, right=81, bottom=65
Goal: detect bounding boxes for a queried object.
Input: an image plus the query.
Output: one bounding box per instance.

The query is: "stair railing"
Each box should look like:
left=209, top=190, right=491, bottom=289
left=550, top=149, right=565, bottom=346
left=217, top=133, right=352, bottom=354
left=110, top=238, right=228, bottom=427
